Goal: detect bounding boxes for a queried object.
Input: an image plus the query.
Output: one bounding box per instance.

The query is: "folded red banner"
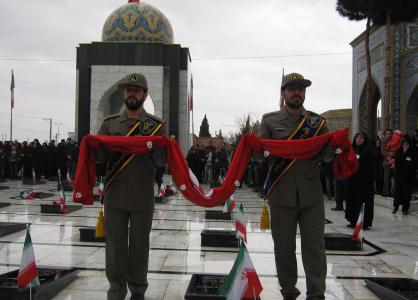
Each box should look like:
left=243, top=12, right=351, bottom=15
left=73, top=129, right=358, bottom=207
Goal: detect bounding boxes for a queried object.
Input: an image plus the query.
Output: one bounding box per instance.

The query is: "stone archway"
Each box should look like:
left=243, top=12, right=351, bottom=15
left=406, top=85, right=418, bottom=135
left=358, top=79, right=381, bottom=138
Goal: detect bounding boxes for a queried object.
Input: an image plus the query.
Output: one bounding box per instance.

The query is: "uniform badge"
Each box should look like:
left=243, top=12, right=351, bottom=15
left=307, top=115, right=320, bottom=128
left=147, top=141, right=153, bottom=149
left=128, top=74, right=138, bottom=84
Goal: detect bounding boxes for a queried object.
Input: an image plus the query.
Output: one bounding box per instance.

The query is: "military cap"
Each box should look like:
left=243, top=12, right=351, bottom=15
left=117, top=73, right=148, bottom=90
left=281, top=72, right=311, bottom=89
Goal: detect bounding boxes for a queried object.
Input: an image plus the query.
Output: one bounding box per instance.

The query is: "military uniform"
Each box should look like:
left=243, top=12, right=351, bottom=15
left=258, top=73, right=333, bottom=300
left=259, top=107, right=332, bottom=299
left=98, top=73, right=166, bottom=300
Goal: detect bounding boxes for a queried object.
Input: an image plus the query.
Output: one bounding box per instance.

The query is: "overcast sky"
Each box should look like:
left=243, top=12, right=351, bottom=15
left=0, top=0, right=366, bottom=142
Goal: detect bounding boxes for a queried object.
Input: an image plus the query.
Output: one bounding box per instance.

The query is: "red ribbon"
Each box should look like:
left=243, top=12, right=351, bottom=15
left=73, top=129, right=358, bottom=207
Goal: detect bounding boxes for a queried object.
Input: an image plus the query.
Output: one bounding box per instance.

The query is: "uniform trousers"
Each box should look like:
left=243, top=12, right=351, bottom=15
left=270, top=200, right=326, bottom=299
left=104, top=205, right=154, bottom=300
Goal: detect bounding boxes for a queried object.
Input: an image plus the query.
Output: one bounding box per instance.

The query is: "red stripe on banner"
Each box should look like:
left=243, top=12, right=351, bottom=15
left=72, top=130, right=358, bottom=207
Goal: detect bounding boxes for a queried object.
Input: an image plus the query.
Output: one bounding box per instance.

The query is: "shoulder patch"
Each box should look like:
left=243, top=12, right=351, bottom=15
left=262, top=111, right=280, bottom=119
left=104, top=114, right=120, bottom=121
left=146, top=113, right=163, bottom=124
left=307, top=111, right=326, bottom=121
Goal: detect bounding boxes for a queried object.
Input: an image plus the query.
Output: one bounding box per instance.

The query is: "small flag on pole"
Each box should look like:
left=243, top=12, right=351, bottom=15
left=58, top=182, right=68, bottom=214
left=158, top=187, right=165, bottom=198
left=17, top=225, right=40, bottom=288
left=66, top=171, right=72, bottom=186
left=189, top=74, right=193, bottom=111
left=223, top=195, right=236, bottom=213
left=98, top=178, right=104, bottom=196
left=166, top=182, right=177, bottom=195
left=219, top=242, right=263, bottom=300
left=11, top=70, right=15, bottom=109
left=32, top=169, right=36, bottom=184
left=235, top=202, right=247, bottom=242
left=352, top=204, right=364, bottom=241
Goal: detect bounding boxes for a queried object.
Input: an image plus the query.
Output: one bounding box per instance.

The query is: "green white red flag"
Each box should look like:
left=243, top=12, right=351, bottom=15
left=235, top=202, right=246, bottom=242
left=17, top=227, right=40, bottom=288
left=223, top=195, right=236, bottom=213
left=66, top=171, right=72, bottom=186
left=11, top=70, right=15, bottom=109
left=21, top=191, right=38, bottom=200
left=59, top=182, right=68, bottom=214
left=158, top=187, right=165, bottom=197
left=219, top=242, right=263, bottom=299
left=98, top=179, right=104, bottom=195
left=352, top=204, right=364, bottom=241
left=32, top=169, right=36, bottom=184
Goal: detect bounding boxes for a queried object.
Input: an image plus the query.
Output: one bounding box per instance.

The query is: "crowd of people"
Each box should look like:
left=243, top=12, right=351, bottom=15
left=186, top=140, right=270, bottom=189
left=0, top=138, right=79, bottom=181
left=321, top=128, right=418, bottom=231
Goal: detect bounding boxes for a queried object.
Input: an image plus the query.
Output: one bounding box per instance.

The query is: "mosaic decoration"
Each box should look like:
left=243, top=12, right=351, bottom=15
left=357, top=44, right=384, bottom=73
left=407, top=24, right=418, bottom=49
left=102, top=2, right=174, bottom=43
left=393, top=24, right=401, bottom=130
left=406, top=95, right=418, bottom=134
left=405, top=52, right=418, bottom=74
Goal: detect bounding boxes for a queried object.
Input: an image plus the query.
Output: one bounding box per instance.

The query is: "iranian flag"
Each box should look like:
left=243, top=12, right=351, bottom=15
left=167, top=182, right=177, bottom=194
left=59, top=182, right=68, bottom=214
left=235, top=202, right=247, bottom=242
left=158, top=187, right=165, bottom=197
left=223, top=195, right=236, bottom=213
left=17, top=227, right=40, bottom=288
left=98, top=180, right=104, bottom=195
left=352, top=204, right=364, bottom=241
left=32, top=169, right=36, bottom=184
left=219, top=242, right=263, bottom=300
left=21, top=191, right=38, bottom=200
left=66, top=171, right=72, bottom=186
left=10, top=70, right=15, bottom=109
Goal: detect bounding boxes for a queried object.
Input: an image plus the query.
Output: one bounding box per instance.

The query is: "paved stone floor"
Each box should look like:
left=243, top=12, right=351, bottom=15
left=0, top=177, right=417, bottom=299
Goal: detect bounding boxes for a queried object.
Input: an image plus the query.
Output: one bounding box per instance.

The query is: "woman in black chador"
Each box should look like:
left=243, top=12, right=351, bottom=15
left=393, top=137, right=417, bottom=215
left=345, top=132, right=375, bottom=229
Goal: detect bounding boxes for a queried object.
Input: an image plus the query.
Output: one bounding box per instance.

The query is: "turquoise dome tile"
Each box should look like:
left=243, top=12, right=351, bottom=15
left=102, top=1, right=174, bottom=43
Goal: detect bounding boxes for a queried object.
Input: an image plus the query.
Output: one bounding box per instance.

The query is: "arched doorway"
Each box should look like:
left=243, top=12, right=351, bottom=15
left=406, top=85, right=418, bottom=135
left=358, top=79, right=381, bottom=138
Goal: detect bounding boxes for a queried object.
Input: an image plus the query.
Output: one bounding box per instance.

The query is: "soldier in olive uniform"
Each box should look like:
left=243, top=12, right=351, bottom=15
left=98, top=73, right=166, bottom=300
left=258, top=73, right=334, bottom=300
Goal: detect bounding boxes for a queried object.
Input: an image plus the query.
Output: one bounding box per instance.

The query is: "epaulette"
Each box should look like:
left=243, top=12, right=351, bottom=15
left=307, top=111, right=326, bottom=121
left=104, top=114, right=120, bottom=121
left=146, top=113, right=164, bottom=124
left=262, top=111, right=280, bottom=119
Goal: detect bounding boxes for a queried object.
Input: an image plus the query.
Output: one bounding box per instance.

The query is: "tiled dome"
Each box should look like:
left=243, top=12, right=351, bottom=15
left=102, top=0, right=174, bottom=43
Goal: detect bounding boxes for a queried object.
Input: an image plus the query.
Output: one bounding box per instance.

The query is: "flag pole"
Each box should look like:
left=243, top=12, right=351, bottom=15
left=10, top=104, right=13, bottom=141
left=10, top=70, right=14, bottom=141
left=190, top=74, right=195, bottom=138
left=361, top=203, right=365, bottom=251
left=26, top=223, right=32, bottom=300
